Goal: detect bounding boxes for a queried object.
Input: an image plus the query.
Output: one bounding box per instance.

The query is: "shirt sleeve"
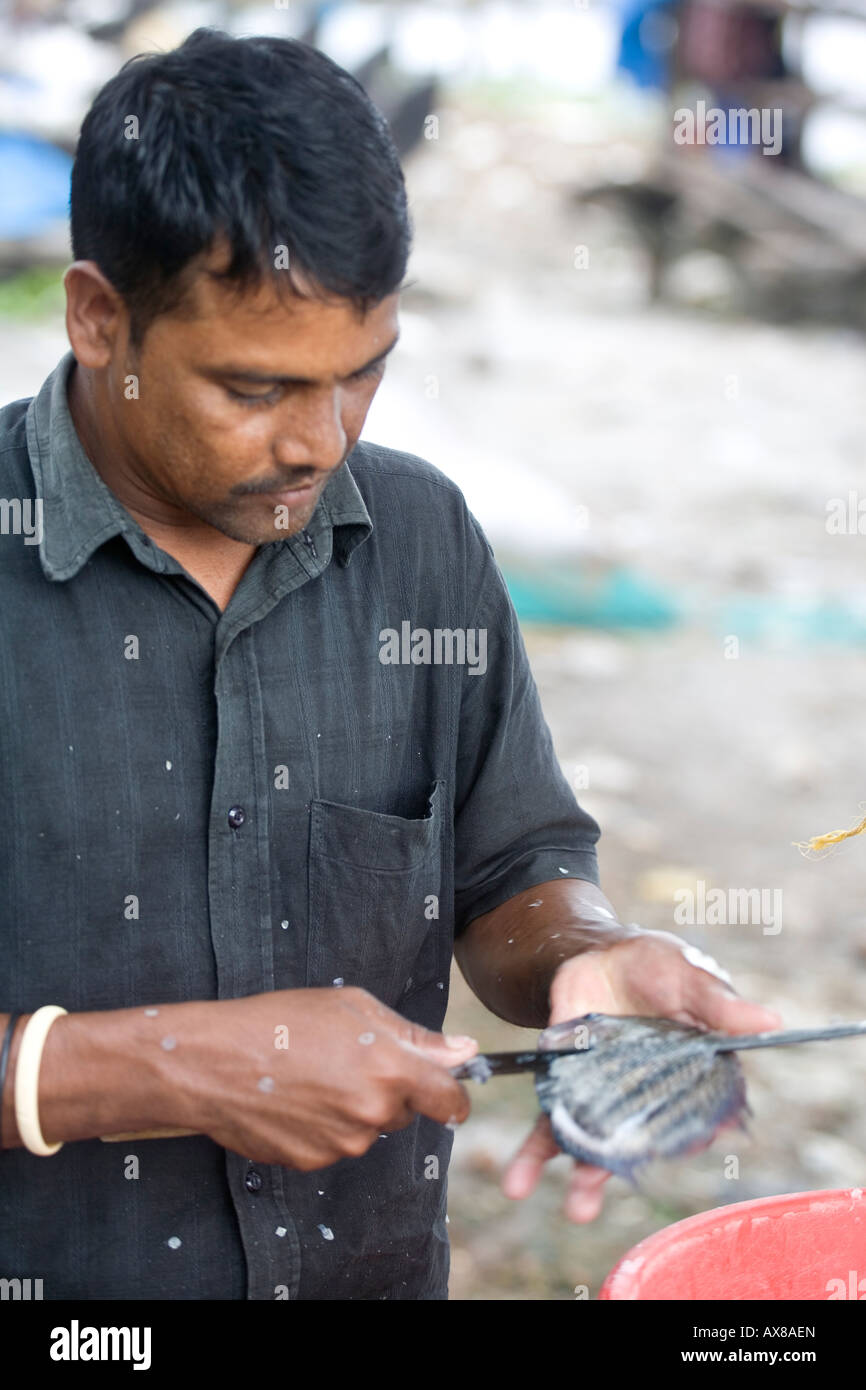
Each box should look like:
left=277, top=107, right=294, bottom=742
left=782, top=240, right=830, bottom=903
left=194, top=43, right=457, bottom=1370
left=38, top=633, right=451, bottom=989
left=453, top=512, right=602, bottom=936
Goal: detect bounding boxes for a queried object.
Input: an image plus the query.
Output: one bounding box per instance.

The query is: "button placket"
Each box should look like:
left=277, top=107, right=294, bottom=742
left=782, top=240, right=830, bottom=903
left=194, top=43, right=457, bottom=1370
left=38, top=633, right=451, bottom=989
left=211, top=630, right=302, bottom=1298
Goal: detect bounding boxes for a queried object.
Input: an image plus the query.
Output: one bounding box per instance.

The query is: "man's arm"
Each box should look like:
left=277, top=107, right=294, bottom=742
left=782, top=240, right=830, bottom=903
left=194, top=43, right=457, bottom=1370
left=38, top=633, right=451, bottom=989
left=0, top=992, right=477, bottom=1160
left=456, top=873, right=781, bottom=1038
left=454, top=878, right=634, bottom=1027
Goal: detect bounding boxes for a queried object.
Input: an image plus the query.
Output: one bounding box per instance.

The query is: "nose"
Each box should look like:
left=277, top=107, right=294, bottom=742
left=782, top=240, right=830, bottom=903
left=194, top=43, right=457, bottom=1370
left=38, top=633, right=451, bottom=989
left=271, top=385, right=347, bottom=471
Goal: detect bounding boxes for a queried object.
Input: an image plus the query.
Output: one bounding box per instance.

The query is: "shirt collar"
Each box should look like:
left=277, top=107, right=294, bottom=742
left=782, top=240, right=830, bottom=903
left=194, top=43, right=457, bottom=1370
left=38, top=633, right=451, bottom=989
left=26, top=350, right=373, bottom=582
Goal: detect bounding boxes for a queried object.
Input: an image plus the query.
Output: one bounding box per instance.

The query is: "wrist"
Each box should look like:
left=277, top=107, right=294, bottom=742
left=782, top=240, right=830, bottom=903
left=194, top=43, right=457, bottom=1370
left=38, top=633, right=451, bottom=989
left=545, top=922, right=642, bottom=1000
left=147, top=998, right=220, bottom=1136
left=35, top=1002, right=200, bottom=1145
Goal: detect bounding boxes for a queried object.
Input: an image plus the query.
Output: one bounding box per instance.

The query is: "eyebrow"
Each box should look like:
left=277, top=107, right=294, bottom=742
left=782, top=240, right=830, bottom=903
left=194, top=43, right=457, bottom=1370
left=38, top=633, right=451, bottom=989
left=206, top=332, right=400, bottom=387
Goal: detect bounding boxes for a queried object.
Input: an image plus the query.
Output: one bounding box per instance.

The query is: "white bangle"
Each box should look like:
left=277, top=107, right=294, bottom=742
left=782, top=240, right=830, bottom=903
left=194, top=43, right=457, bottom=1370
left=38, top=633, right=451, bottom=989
left=14, top=1005, right=68, bottom=1156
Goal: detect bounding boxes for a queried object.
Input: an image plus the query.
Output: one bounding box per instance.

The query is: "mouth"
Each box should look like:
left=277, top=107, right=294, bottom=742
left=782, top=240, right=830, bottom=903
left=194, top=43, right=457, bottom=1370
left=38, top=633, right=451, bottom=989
left=256, top=479, right=321, bottom=507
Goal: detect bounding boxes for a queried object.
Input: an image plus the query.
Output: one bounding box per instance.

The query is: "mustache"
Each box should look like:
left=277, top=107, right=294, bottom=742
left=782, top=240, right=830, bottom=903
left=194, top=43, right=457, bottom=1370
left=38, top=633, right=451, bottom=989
left=232, top=468, right=323, bottom=496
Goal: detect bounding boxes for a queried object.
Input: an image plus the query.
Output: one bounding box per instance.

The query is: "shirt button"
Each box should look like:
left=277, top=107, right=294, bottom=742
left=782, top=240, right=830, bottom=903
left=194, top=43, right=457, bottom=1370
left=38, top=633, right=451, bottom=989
left=228, top=805, right=246, bottom=829
left=244, top=1169, right=263, bottom=1193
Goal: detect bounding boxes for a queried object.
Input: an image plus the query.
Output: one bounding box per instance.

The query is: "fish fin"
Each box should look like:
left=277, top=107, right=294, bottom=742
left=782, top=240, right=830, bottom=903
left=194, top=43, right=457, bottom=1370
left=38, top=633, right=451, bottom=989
left=548, top=1099, right=645, bottom=1180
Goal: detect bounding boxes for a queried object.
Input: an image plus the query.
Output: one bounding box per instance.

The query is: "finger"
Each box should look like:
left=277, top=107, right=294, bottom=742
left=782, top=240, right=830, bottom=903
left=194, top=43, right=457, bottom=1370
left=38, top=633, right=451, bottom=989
left=501, top=1115, right=560, bottom=1199
left=403, top=1059, right=473, bottom=1128
left=677, top=943, right=734, bottom=989
left=347, top=993, right=479, bottom=1066
left=564, top=1162, right=610, bottom=1223
left=394, top=1020, right=479, bottom=1066
left=681, top=974, right=783, bottom=1033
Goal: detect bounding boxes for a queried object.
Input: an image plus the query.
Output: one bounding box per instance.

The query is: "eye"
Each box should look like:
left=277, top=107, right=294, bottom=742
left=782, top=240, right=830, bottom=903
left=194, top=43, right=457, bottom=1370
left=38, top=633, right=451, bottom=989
left=351, top=360, right=386, bottom=383
left=226, top=386, right=282, bottom=409
left=224, top=360, right=384, bottom=406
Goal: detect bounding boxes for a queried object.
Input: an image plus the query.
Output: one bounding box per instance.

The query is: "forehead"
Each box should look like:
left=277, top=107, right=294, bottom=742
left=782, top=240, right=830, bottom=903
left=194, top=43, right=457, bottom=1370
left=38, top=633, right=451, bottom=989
left=155, top=249, right=400, bottom=372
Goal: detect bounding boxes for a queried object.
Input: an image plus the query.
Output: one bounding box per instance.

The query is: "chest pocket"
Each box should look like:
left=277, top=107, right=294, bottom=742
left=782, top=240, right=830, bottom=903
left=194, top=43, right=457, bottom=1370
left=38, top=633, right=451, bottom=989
left=307, top=779, right=444, bottom=1009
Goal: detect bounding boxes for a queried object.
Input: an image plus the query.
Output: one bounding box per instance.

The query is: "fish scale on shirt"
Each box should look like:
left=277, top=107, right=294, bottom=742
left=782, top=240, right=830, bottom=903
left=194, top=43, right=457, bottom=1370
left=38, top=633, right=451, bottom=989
left=0, top=351, right=600, bottom=1300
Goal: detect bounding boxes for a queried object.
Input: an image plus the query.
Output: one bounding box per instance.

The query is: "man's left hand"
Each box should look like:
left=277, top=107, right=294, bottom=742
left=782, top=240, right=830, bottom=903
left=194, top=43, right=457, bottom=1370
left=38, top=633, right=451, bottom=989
left=501, top=929, right=782, bottom=1223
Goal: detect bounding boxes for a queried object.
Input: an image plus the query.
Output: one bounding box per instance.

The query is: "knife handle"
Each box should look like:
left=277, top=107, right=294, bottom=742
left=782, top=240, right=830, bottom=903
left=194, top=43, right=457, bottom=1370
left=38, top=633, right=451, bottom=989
left=100, top=1127, right=198, bottom=1141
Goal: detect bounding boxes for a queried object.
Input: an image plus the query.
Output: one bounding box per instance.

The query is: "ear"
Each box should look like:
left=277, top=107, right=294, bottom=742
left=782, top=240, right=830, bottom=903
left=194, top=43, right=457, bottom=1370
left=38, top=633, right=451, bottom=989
left=64, top=261, right=127, bottom=368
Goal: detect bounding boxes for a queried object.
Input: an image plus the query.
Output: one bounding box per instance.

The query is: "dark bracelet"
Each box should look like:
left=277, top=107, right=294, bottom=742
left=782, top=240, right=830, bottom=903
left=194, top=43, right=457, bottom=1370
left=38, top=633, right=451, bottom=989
left=0, top=1012, right=21, bottom=1150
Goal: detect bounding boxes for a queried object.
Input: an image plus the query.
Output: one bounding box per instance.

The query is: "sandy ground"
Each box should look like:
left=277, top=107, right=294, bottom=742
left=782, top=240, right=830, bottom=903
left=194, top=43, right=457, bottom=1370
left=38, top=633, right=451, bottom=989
left=3, top=88, right=866, bottom=1302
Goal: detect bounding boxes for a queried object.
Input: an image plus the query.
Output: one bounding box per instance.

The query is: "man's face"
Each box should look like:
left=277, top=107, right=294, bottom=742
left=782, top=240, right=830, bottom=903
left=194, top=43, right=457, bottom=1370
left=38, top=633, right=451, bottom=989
left=107, top=257, right=399, bottom=545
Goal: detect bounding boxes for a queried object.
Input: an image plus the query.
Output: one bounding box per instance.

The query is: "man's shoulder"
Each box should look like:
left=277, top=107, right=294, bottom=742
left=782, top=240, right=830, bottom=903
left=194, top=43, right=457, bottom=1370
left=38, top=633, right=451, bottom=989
left=345, top=439, right=488, bottom=553
left=347, top=439, right=466, bottom=501
left=0, top=395, right=32, bottom=446
left=0, top=395, right=34, bottom=484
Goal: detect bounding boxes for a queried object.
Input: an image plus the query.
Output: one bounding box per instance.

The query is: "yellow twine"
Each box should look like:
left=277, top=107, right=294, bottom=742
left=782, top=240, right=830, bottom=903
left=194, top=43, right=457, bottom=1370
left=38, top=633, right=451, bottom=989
left=794, top=809, right=866, bottom=857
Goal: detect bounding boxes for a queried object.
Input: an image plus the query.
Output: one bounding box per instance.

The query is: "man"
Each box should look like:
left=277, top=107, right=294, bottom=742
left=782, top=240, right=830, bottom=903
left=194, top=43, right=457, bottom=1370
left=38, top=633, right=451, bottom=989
left=0, top=28, right=779, bottom=1300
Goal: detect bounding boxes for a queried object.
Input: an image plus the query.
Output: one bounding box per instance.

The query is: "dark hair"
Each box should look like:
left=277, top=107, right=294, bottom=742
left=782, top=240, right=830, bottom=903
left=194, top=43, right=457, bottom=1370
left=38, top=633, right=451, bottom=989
left=70, top=27, right=411, bottom=344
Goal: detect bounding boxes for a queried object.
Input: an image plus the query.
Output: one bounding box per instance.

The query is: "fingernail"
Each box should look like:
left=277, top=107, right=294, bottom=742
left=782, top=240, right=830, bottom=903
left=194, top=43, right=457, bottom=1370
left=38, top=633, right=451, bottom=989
left=444, top=1034, right=477, bottom=1050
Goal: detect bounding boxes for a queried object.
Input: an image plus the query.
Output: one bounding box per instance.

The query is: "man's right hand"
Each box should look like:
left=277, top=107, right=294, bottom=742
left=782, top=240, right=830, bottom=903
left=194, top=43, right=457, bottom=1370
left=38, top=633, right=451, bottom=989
left=173, top=987, right=478, bottom=1167
left=1, top=990, right=478, bottom=1169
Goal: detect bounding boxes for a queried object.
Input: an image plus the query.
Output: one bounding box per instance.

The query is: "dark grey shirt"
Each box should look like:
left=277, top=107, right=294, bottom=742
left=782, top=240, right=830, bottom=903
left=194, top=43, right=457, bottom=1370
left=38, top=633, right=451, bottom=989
left=0, top=351, right=600, bottom=1300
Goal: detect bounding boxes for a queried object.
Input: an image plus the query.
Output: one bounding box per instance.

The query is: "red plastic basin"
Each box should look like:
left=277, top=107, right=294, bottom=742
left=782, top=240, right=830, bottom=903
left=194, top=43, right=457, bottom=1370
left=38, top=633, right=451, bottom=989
left=599, top=1187, right=866, bottom=1300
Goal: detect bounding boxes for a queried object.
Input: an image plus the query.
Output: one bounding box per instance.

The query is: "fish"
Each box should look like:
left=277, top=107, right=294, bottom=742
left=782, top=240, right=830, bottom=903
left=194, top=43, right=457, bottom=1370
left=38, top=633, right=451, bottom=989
left=451, top=1013, right=866, bottom=1180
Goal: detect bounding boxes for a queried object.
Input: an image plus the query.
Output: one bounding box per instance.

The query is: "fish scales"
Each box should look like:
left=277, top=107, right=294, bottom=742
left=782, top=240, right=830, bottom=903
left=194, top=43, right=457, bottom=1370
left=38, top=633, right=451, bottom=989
left=534, top=1018, right=749, bottom=1178
left=591, top=1046, right=713, bottom=1125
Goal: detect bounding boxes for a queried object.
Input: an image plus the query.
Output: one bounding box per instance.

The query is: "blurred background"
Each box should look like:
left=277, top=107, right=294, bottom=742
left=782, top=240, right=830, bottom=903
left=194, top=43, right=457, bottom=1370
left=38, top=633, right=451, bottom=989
left=3, top=0, right=866, bottom=1300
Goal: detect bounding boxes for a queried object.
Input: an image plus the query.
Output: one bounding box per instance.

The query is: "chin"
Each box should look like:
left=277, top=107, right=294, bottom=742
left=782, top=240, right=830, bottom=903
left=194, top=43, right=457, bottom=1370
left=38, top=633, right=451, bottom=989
left=203, top=502, right=312, bottom=546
